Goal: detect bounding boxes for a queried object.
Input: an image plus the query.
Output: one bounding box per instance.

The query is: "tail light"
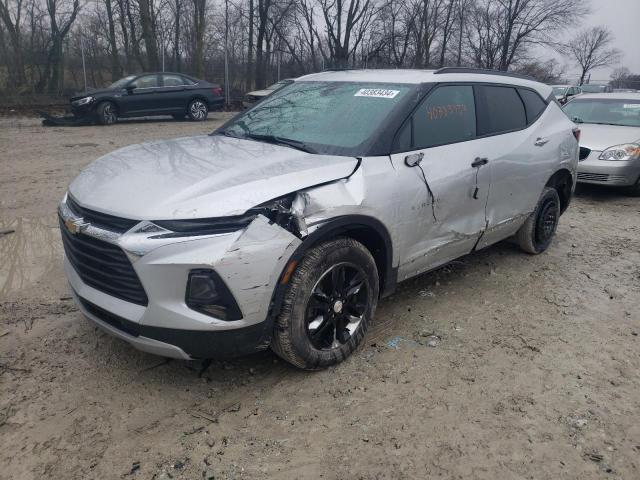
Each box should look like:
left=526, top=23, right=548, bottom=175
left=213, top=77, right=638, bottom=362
left=212, top=87, right=223, bottom=97
left=572, top=128, right=581, bottom=142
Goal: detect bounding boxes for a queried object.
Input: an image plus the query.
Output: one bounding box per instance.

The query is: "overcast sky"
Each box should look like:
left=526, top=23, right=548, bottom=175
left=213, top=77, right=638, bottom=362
left=541, top=0, right=640, bottom=82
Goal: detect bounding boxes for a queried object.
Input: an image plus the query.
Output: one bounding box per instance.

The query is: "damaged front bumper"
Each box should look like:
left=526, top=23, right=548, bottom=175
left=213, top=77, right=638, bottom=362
left=60, top=200, right=302, bottom=359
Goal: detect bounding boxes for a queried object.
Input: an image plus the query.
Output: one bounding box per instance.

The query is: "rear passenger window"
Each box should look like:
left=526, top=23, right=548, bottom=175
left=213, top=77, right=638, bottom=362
left=413, top=85, right=476, bottom=148
left=162, top=74, right=184, bottom=87
left=518, top=88, right=547, bottom=123
left=478, top=85, right=526, bottom=135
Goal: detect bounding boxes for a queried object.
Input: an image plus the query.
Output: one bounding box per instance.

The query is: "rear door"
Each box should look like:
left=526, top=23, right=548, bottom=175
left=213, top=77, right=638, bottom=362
left=390, top=84, right=491, bottom=280
left=473, top=84, right=556, bottom=249
left=158, top=74, right=192, bottom=112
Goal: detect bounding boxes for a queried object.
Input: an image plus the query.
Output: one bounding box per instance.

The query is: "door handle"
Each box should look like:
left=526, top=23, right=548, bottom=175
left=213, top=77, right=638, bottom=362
left=534, top=137, right=549, bottom=147
left=471, top=157, right=488, bottom=168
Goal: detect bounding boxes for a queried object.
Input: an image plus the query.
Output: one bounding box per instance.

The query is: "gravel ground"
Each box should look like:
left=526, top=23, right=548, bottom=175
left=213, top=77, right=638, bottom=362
left=1, top=116, right=639, bottom=480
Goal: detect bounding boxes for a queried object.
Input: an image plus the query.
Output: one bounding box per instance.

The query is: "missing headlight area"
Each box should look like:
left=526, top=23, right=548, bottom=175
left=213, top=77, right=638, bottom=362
left=251, top=194, right=308, bottom=238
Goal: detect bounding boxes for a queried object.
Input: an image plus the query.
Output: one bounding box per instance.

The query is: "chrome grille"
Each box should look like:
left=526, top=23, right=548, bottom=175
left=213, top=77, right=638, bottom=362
left=59, top=216, right=148, bottom=305
left=577, top=172, right=609, bottom=182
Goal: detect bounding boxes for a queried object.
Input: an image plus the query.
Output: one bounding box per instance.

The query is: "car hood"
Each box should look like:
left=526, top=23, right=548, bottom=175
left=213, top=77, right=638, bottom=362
left=68, top=135, right=359, bottom=220
left=71, top=88, right=120, bottom=101
left=578, top=124, right=640, bottom=151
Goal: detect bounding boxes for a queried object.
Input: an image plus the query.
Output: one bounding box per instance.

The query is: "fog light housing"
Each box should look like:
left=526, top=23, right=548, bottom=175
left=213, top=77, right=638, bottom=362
left=186, top=269, right=242, bottom=321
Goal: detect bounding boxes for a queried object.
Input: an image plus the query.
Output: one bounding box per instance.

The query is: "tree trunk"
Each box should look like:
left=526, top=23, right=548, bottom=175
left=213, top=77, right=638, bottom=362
left=246, top=0, right=254, bottom=90
left=192, top=0, right=206, bottom=78
left=117, top=0, right=132, bottom=72
left=138, top=0, right=159, bottom=70
left=174, top=0, right=181, bottom=71
left=105, top=0, right=120, bottom=80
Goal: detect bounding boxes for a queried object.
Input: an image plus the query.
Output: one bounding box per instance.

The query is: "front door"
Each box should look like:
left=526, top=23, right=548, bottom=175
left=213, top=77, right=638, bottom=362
left=390, top=84, right=491, bottom=281
left=119, top=74, right=162, bottom=115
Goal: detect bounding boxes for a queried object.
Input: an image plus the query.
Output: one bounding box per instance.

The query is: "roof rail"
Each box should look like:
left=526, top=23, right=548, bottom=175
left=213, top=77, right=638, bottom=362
left=433, top=67, right=536, bottom=81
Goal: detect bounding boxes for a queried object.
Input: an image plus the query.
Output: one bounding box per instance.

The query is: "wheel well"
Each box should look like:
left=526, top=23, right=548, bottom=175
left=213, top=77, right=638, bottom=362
left=97, top=99, right=117, bottom=112
left=338, top=225, right=390, bottom=295
left=189, top=96, right=208, bottom=107
left=269, top=217, right=396, bottom=323
left=546, top=169, right=573, bottom=214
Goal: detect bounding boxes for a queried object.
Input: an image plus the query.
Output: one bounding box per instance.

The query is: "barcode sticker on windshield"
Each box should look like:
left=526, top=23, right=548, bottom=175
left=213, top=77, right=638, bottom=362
left=623, top=104, right=640, bottom=109
left=355, top=88, right=400, bottom=99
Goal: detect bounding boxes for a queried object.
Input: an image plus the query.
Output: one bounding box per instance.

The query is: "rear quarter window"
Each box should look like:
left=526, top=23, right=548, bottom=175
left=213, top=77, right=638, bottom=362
left=477, top=85, right=526, bottom=135
left=518, top=88, right=547, bottom=123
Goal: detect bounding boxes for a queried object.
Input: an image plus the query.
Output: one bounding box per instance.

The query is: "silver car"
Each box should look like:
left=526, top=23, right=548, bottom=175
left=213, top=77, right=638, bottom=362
left=563, top=93, right=640, bottom=194
left=59, top=68, right=578, bottom=369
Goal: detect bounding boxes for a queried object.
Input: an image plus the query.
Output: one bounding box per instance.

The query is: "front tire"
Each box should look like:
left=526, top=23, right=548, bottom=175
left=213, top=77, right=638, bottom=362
left=516, top=187, right=561, bottom=254
left=187, top=99, right=208, bottom=121
left=96, top=101, right=117, bottom=125
left=271, top=238, right=379, bottom=370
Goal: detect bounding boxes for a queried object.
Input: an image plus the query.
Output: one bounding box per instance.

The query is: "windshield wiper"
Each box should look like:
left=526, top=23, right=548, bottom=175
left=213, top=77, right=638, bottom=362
left=214, top=130, right=317, bottom=154
left=243, top=133, right=318, bottom=154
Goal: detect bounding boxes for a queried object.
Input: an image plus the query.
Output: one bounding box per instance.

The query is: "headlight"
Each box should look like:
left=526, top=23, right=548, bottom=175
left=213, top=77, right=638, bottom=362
left=72, top=96, right=94, bottom=106
left=151, top=193, right=305, bottom=238
left=151, top=214, right=256, bottom=238
left=598, top=143, right=640, bottom=161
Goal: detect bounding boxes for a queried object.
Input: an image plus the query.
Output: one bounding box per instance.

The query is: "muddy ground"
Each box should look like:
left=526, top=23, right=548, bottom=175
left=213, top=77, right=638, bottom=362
left=1, top=115, right=639, bottom=480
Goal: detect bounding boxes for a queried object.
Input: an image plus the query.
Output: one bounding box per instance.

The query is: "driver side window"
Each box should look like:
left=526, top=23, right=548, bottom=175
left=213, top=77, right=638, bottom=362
left=413, top=85, right=477, bottom=149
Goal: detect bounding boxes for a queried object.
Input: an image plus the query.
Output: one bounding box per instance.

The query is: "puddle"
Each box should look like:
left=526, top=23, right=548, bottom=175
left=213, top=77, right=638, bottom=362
left=0, top=217, right=63, bottom=298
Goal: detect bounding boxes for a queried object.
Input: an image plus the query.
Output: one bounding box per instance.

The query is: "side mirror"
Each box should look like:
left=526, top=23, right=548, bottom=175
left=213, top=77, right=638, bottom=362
left=126, top=85, right=136, bottom=93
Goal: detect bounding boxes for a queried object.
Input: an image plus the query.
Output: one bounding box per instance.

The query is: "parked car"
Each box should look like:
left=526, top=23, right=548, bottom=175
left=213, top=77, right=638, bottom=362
left=70, top=72, right=224, bottom=125
left=552, top=85, right=582, bottom=104
left=59, top=68, right=578, bottom=369
left=563, top=92, right=640, bottom=194
left=579, top=84, right=613, bottom=94
left=243, top=79, right=294, bottom=108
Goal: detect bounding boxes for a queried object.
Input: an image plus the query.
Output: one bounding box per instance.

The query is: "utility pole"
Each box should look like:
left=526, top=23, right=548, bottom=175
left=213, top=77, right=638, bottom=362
left=81, top=33, right=87, bottom=93
left=224, top=0, right=230, bottom=106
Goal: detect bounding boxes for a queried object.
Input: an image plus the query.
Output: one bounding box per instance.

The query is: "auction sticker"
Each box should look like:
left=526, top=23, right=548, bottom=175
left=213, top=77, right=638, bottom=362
left=355, top=88, right=400, bottom=99
left=623, top=104, right=640, bottom=109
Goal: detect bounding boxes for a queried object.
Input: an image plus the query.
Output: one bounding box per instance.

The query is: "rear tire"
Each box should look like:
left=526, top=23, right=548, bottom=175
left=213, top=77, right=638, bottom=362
left=187, top=99, right=208, bottom=121
left=516, top=187, right=561, bottom=254
left=271, top=238, right=379, bottom=370
left=96, top=101, right=117, bottom=125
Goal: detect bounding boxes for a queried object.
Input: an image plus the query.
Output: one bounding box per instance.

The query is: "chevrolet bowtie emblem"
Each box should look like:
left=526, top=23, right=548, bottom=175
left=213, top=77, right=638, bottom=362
left=64, top=217, right=88, bottom=235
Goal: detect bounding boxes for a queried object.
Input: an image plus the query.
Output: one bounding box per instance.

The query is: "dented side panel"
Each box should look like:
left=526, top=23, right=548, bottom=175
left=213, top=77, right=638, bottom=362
left=389, top=140, right=491, bottom=281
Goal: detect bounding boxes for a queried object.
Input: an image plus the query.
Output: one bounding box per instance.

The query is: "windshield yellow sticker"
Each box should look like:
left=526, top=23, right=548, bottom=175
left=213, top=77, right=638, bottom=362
left=354, top=88, right=400, bottom=99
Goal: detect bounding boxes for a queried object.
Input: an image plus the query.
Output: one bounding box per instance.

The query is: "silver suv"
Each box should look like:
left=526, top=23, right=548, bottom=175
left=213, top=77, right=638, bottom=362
left=59, top=68, right=579, bottom=369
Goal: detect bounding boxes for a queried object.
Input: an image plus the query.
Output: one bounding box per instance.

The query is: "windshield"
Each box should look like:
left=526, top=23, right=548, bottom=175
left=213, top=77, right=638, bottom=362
left=580, top=85, right=605, bottom=93
left=563, top=99, right=640, bottom=127
left=109, top=75, right=136, bottom=89
left=552, top=87, right=568, bottom=95
left=219, top=81, right=414, bottom=155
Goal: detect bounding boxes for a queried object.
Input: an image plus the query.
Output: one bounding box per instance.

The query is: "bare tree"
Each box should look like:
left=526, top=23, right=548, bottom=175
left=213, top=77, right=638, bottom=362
left=318, top=0, right=376, bottom=68
left=192, top=0, right=206, bottom=77
left=0, top=0, right=26, bottom=87
left=138, top=0, right=159, bottom=70
left=38, top=0, right=80, bottom=94
left=563, top=26, right=622, bottom=85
